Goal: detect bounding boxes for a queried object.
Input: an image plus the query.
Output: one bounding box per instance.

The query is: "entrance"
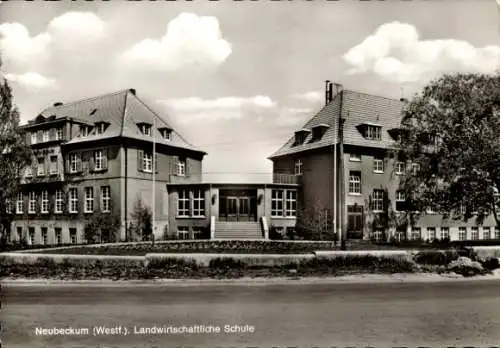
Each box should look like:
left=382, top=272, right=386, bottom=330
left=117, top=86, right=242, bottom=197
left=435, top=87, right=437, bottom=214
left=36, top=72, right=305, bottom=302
left=219, top=189, right=257, bottom=222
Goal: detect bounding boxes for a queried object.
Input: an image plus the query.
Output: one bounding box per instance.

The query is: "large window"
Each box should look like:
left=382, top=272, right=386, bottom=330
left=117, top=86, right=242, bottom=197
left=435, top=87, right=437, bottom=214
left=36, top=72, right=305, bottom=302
left=55, top=190, right=64, bottom=213
left=271, top=189, right=296, bottom=218
left=101, top=186, right=111, bottom=212
left=348, top=171, right=361, bottom=194
left=84, top=187, right=94, bottom=213
left=294, top=159, right=303, bottom=175
left=69, top=188, right=78, bottom=213
left=28, top=191, right=36, bottom=214
left=192, top=190, right=205, bottom=217
left=94, top=150, right=106, bottom=171
left=176, top=158, right=186, bottom=176
left=177, top=190, right=190, bottom=217
left=41, top=190, right=49, bottom=214
left=440, top=227, right=449, bottom=240
left=471, top=227, right=479, bottom=240
left=366, top=125, right=382, bottom=140
left=373, top=158, right=384, bottom=173
left=372, top=189, right=384, bottom=212
left=69, top=153, right=80, bottom=173
left=16, top=193, right=23, bottom=214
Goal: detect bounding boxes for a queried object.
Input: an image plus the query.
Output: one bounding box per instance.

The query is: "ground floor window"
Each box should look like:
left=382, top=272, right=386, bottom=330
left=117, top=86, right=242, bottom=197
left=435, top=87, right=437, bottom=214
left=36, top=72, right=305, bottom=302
left=459, top=227, right=466, bottom=241
left=16, top=226, right=22, bottom=242
left=28, top=227, right=35, bottom=245
left=411, top=228, right=421, bottom=240
left=271, top=189, right=297, bottom=217
left=440, top=227, right=449, bottom=240
left=470, top=227, right=479, bottom=240
left=177, top=226, right=190, bottom=240
left=482, top=227, right=491, bottom=240
left=69, top=228, right=77, bottom=244
left=192, top=227, right=204, bottom=239
left=496, top=227, right=500, bottom=239
left=373, top=229, right=384, bottom=241
left=427, top=227, right=436, bottom=241
left=41, top=227, right=48, bottom=245
left=55, top=228, right=62, bottom=245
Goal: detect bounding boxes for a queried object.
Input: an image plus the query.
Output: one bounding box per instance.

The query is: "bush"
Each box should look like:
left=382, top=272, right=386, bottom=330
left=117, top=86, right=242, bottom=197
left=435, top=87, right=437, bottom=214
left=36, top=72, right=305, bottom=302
left=479, top=257, right=500, bottom=271
left=413, top=250, right=460, bottom=265
left=448, top=257, right=484, bottom=277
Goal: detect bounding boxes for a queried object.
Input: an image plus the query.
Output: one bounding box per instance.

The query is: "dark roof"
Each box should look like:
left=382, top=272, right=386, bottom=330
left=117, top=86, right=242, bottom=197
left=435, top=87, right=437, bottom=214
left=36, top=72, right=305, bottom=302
left=34, top=89, right=205, bottom=154
left=268, top=89, right=404, bottom=159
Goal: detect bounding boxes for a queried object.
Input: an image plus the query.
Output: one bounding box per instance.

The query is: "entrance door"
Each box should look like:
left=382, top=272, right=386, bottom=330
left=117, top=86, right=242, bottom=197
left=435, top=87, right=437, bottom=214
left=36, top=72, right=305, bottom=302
left=226, top=197, right=238, bottom=221
left=238, top=197, right=250, bottom=221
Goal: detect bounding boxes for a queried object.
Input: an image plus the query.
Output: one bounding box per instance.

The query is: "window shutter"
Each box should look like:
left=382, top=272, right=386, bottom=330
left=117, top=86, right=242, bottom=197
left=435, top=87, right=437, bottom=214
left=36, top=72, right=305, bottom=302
left=155, top=154, right=158, bottom=174
left=76, top=154, right=82, bottom=172
left=89, top=151, right=95, bottom=172
left=137, top=150, right=143, bottom=172
left=184, top=158, right=188, bottom=175
left=173, top=156, right=178, bottom=175
left=103, top=149, right=108, bottom=170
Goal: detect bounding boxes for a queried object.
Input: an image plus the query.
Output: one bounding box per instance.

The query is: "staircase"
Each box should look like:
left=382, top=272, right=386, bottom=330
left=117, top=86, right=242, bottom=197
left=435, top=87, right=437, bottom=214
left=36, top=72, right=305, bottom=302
left=213, top=221, right=264, bottom=239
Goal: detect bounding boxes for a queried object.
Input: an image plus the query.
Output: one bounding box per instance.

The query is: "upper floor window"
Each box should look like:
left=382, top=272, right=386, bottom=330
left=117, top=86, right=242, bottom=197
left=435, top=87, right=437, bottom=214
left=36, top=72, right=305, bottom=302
left=69, top=153, right=81, bottom=173
left=143, top=152, right=153, bottom=173
left=41, top=190, right=49, bottom=214
left=348, top=171, right=361, bottom=194
left=50, top=155, right=58, bottom=175
left=56, top=127, right=64, bottom=140
left=42, top=130, right=49, bottom=142
left=372, top=189, right=384, bottom=212
left=28, top=191, right=36, bottom=214
left=84, top=187, right=94, bottom=213
left=294, top=159, right=303, bottom=176
left=80, top=126, right=89, bottom=137
left=294, top=130, right=310, bottom=146
left=95, top=123, right=107, bottom=135
left=176, top=158, right=186, bottom=176
left=395, top=190, right=406, bottom=211
left=373, top=158, right=384, bottom=173
left=37, top=157, right=45, bottom=176
left=366, top=125, right=382, bottom=140
left=25, top=165, right=33, bottom=178
left=395, top=161, right=405, bottom=175
left=93, top=150, right=107, bottom=171
left=55, top=190, right=64, bottom=214
left=160, top=128, right=172, bottom=141
left=31, top=132, right=37, bottom=144
left=141, top=124, right=152, bottom=136
left=411, top=162, right=420, bottom=174
left=101, top=186, right=111, bottom=213
left=16, top=193, right=23, bottom=214
left=349, top=153, right=361, bottom=162
left=69, top=187, right=78, bottom=213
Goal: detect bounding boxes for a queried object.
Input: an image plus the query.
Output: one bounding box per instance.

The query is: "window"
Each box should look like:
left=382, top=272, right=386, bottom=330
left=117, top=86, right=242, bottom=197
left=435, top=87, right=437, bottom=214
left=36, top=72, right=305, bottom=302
left=41, top=190, right=48, bottom=214
left=348, top=171, right=361, bottom=194
left=55, top=190, right=63, bottom=213
left=28, top=191, right=36, bottom=214
left=141, top=124, right=152, bottom=136
left=372, top=189, right=384, bottom=212
left=192, top=189, right=205, bottom=217
left=294, top=132, right=308, bottom=145
left=31, top=132, right=37, bottom=144
left=37, top=157, right=45, bottom=176
left=143, top=152, right=153, bottom=173
left=294, top=159, right=303, bottom=175
left=192, top=227, right=204, bottom=239
left=50, top=156, right=58, bottom=174
left=80, top=126, right=89, bottom=137
left=69, top=228, right=77, bottom=244
left=349, top=153, right=361, bottom=162
left=177, top=190, right=189, bottom=217
left=69, top=153, right=80, bottom=173
left=395, top=162, right=405, bottom=175
left=69, top=188, right=78, bottom=213
left=42, top=130, right=49, bottom=142
left=28, top=227, right=35, bottom=245
left=25, top=165, right=32, bottom=178
left=84, top=187, right=94, bottom=213
left=176, top=158, right=186, bottom=176
left=177, top=226, right=190, bottom=240
left=411, top=228, right=421, bottom=240
left=101, top=186, right=111, bottom=212
left=373, top=158, right=384, bottom=173
left=161, top=129, right=171, bottom=140
left=459, top=227, right=467, bottom=241
left=285, top=190, right=297, bottom=217
left=496, top=227, right=500, bottom=239
left=440, top=227, right=449, bottom=240
left=482, top=227, right=491, bottom=240
left=5, top=199, right=11, bottom=214
left=427, top=227, right=436, bottom=241
left=94, top=150, right=106, bottom=171
left=271, top=189, right=284, bottom=217
left=347, top=205, right=364, bottom=232
left=16, top=193, right=23, bottom=214
left=95, top=123, right=106, bottom=135
left=55, top=228, right=62, bottom=245
left=366, top=125, right=382, bottom=140
left=41, top=227, right=48, bottom=245
left=471, top=227, right=479, bottom=240
left=411, top=163, right=420, bottom=174
left=56, top=127, right=64, bottom=141
left=17, top=227, right=22, bottom=242
left=395, top=191, right=406, bottom=211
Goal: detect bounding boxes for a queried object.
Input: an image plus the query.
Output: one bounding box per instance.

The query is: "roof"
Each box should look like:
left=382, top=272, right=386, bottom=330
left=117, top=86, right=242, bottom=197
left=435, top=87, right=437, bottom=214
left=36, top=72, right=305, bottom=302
left=34, top=89, right=206, bottom=155
left=268, top=89, right=404, bottom=159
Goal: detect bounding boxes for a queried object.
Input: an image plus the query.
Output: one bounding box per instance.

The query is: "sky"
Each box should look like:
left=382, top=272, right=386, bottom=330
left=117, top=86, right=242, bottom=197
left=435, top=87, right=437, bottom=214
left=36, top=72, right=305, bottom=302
left=0, top=0, right=499, bottom=183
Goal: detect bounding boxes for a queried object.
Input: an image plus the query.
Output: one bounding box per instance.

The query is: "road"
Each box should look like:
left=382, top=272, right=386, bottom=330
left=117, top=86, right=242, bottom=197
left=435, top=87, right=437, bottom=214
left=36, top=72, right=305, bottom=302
left=3, top=279, right=500, bottom=347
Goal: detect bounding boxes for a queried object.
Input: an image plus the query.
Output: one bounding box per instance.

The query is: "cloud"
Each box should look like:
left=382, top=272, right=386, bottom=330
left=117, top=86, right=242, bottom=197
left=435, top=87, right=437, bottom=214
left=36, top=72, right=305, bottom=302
left=290, top=91, right=323, bottom=103
left=343, top=21, right=500, bottom=82
left=4, top=72, right=57, bottom=89
left=157, top=95, right=275, bottom=123
left=0, top=12, right=107, bottom=66
left=275, top=107, right=313, bottom=127
left=120, top=12, right=232, bottom=71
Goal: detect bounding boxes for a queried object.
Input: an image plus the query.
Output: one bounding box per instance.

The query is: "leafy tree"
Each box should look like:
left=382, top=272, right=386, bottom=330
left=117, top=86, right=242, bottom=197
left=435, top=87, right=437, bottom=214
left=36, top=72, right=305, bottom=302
left=397, top=72, right=500, bottom=228
left=0, top=60, right=32, bottom=244
left=84, top=211, right=121, bottom=244
left=296, top=199, right=334, bottom=240
left=129, top=197, right=152, bottom=241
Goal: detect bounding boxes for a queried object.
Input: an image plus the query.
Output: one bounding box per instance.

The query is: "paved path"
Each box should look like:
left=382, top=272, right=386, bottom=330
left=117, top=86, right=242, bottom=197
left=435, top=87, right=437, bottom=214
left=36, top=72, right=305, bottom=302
left=3, top=278, right=500, bottom=347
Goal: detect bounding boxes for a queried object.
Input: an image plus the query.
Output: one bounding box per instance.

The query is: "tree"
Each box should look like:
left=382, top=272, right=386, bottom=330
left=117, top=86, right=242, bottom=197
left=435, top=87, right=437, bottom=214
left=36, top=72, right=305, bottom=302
left=85, top=211, right=121, bottom=244
left=397, top=72, right=500, bottom=228
left=296, top=199, right=334, bottom=240
left=0, top=60, right=32, bottom=244
left=129, top=197, right=152, bottom=241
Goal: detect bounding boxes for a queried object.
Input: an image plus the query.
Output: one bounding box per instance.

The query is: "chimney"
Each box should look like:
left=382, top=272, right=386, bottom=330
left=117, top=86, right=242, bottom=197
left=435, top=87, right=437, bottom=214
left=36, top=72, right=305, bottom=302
left=333, top=83, right=343, bottom=95
left=129, top=88, right=136, bottom=95
left=325, top=80, right=331, bottom=105
left=53, top=102, right=63, bottom=107
left=328, top=82, right=333, bottom=103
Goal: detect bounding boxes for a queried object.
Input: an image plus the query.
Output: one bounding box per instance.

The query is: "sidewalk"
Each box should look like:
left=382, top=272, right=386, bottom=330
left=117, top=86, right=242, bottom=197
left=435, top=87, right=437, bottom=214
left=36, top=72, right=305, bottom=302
left=3, top=271, right=500, bottom=287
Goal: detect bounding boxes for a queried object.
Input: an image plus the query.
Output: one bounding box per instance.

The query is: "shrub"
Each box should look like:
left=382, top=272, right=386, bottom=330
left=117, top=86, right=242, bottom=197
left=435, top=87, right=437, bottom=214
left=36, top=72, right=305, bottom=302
left=413, top=250, right=460, bottom=265
left=479, top=257, right=500, bottom=271
left=448, top=257, right=484, bottom=277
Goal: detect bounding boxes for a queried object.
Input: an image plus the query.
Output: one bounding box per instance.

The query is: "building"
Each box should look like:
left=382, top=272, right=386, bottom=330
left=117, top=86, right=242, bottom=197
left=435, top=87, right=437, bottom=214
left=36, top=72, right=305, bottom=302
left=9, top=89, right=206, bottom=245
left=269, top=81, right=500, bottom=242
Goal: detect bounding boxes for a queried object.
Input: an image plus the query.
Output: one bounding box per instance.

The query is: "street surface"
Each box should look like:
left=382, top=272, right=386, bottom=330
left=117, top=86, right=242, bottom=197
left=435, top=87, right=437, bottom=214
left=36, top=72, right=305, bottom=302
left=3, top=279, right=500, bottom=347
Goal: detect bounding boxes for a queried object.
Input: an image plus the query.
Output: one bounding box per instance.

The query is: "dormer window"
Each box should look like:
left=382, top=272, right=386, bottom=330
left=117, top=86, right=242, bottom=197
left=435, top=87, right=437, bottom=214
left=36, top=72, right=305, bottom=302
left=159, top=127, right=172, bottom=141
left=311, top=124, right=329, bottom=142
left=366, top=125, right=382, bottom=140
left=140, top=124, right=152, bottom=136
left=95, top=122, right=108, bottom=135
left=294, top=129, right=310, bottom=146
left=80, top=126, right=89, bottom=137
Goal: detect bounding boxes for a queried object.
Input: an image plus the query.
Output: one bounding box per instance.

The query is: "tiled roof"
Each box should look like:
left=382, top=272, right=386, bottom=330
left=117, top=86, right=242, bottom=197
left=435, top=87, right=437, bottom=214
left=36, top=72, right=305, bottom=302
left=37, top=89, right=205, bottom=154
left=268, top=89, right=404, bottom=159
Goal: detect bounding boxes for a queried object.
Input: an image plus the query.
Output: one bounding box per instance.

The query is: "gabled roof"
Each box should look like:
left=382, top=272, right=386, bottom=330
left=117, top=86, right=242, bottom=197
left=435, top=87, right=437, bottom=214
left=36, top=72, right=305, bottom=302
left=268, top=89, right=404, bottom=159
left=36, top=89, right=205, bottom=155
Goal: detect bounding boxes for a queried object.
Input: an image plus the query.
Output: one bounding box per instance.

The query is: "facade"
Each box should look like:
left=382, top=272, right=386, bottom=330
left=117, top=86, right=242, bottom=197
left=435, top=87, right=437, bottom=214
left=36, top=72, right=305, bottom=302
left=269, top=82, right=500, bottom=242
left=9, top=89, right=206, bottom=245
